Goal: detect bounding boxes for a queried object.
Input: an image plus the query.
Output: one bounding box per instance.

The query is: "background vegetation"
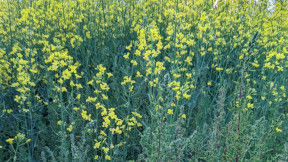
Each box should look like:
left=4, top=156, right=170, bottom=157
left=0, top=0, right=288, bottom=161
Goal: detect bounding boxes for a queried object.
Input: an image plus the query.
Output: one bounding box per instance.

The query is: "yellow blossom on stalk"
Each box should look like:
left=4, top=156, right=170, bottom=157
left=70, top=81, right=75, bottom=87
left=67, top=125, right=73, bottom=132
left=129, top=86, right=134, bottom=92
left=183, top=93, right=191, bottom=99
left=186, top=73, right=192, bottom=79
left=171, top=102, right=176, bottom=107
left=75, top=84, right=83, bottom=89
left=81, top=110, right=92, bottom=121
left=216, top=67, right=223, bottom=71
left=126, top=43, right=133, bottom=50
left=121, top=76, right=135, bottom=85
left=94, top=141, right=101, bottom=149
left=181, top=114, right=186, bottom=119
left=86, top=31, right=91, bottom=39
left=61, top=87, right=67, bottom=92
left=100, top=130, right=107, bottom=136
left=146, top=68, right=152, bottom=76
left=251, top=62, right=260, bottom=68
left=207, top=81, right=212, bottom=86
left=136, top=71, right=143, bottom=78
left=100, top=83, right=110, bottom=91
left=132, top=112, right=142, bottom=118
left=107, top=73, right=113, bottom=78
left=123, top=53, right=130, bottom=59
left=154, top=61, right=165, bottom=74
left=62, top=69, right=72, bottom=80
left=247, top=103, right=254, bottom=109
left=102, top=94, right=108, bottom=100
left=246, top=95, right=252, bottom=100
left=7, top=109, right=13, bottom=113
left=73, top=106, right=79, bottom=111
left=173, top=73, right=181, bottom=79
left=57, top=120, right=63, bottom=125
left=6, top=138, right=14, bottom=144
left=167, top=109, right=173, bottom=115
left=275, top=128, right=282, bottom=133
left=87, top=80, right=94, bottom=85
left=131, top=60, right=138, bottom=66
left=86, top=97, right=97, bottom=102
left=105, top=155, right=111, bottom=160
left=102, top=147, right=109, bottom=153
left=26, top=139, right=31, bottom=143
left=76, top=94, right=81, bottom=100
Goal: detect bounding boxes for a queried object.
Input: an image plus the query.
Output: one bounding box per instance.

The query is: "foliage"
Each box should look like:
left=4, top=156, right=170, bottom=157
left=0, top=0, right=288, bottom=161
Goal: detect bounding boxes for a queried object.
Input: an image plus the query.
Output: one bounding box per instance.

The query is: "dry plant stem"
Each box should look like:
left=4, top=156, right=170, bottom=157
left=157, top=120, right=162, bottom=162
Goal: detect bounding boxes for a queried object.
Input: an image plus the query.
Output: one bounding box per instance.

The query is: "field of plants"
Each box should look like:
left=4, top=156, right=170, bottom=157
left=0, top=0, right=288, bottom=161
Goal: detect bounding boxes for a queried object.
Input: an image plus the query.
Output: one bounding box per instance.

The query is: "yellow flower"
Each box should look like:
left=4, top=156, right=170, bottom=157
left=181, top=114, right=186, bottom=119
left=67, top=125, right=73, bottom=132
left=247, top=103, right=254, bottom=109
left=132, top=112, right=142, bottom=118
left=70, top=81, right=75, bottom=87
left=57, top=120, right=63, bottom=125
left=62, top=69, right=72, bottom=80
left=93, top=141, right=101, bottom=149
left=102, top=147, right=109, bottom=153
left=58, top=79, right=63, bottom=84
left=251, top=62, right=259, bottom=68
left=136, top=71, right=143, bottom=78
left=86, top=97, right=97, bottom=102
left=131, top=60, right=138, bottom=66
left=154, top=61, right=166, bottom=74
left=100, top=83, right=110, bottom=91
left=73, top=107, right=79, bottom=111
left=100, top=130, right=107, bottom=136
left=126, top=43, right=133, bottom=50
left=246, top=95, right=252, bottom=100
left=75, top=84, right=83, bottom=89
left=107, top=73, right=113, bottom=78
left=261, top=96, right=266, bottom=101
left=6, top=138, right=14, bottom=144
left=7, top=109, right=13, bottom=113
left=94, top=155, right=99, bottom=160
left=183, top=93, right=191, bottom=99
left=87, top=80, right=94, bottom=85
left=102, top=94, right=108, bottom=100
left=275, top=127, right=282, bottom=133
left=76, top=94, right=81, bottom=100
left=186, top=73, right=192, bottom=79
left=123, top=53, right=130, bottom=59
left=216, top=67, right=223, bottom=71
left=129, top=86, right=134, bottom=92
left=61, top=87, right=67, bottom=92
left=86, top=31, right=91, bottom=39
left=207, top=81, right=212, bottom=86
left=171, top=102, right=176, bottom=107
left=81, top=110, right=92, bottom=121
left=105, top=155, right=111, bottom=160
left=26, top=139, right=31, bottom=143
left=167, top=109, right=173, bottom=115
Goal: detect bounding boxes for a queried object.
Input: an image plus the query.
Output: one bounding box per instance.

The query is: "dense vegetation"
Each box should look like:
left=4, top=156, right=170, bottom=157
left=0, top=0, right=288, bottom=161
